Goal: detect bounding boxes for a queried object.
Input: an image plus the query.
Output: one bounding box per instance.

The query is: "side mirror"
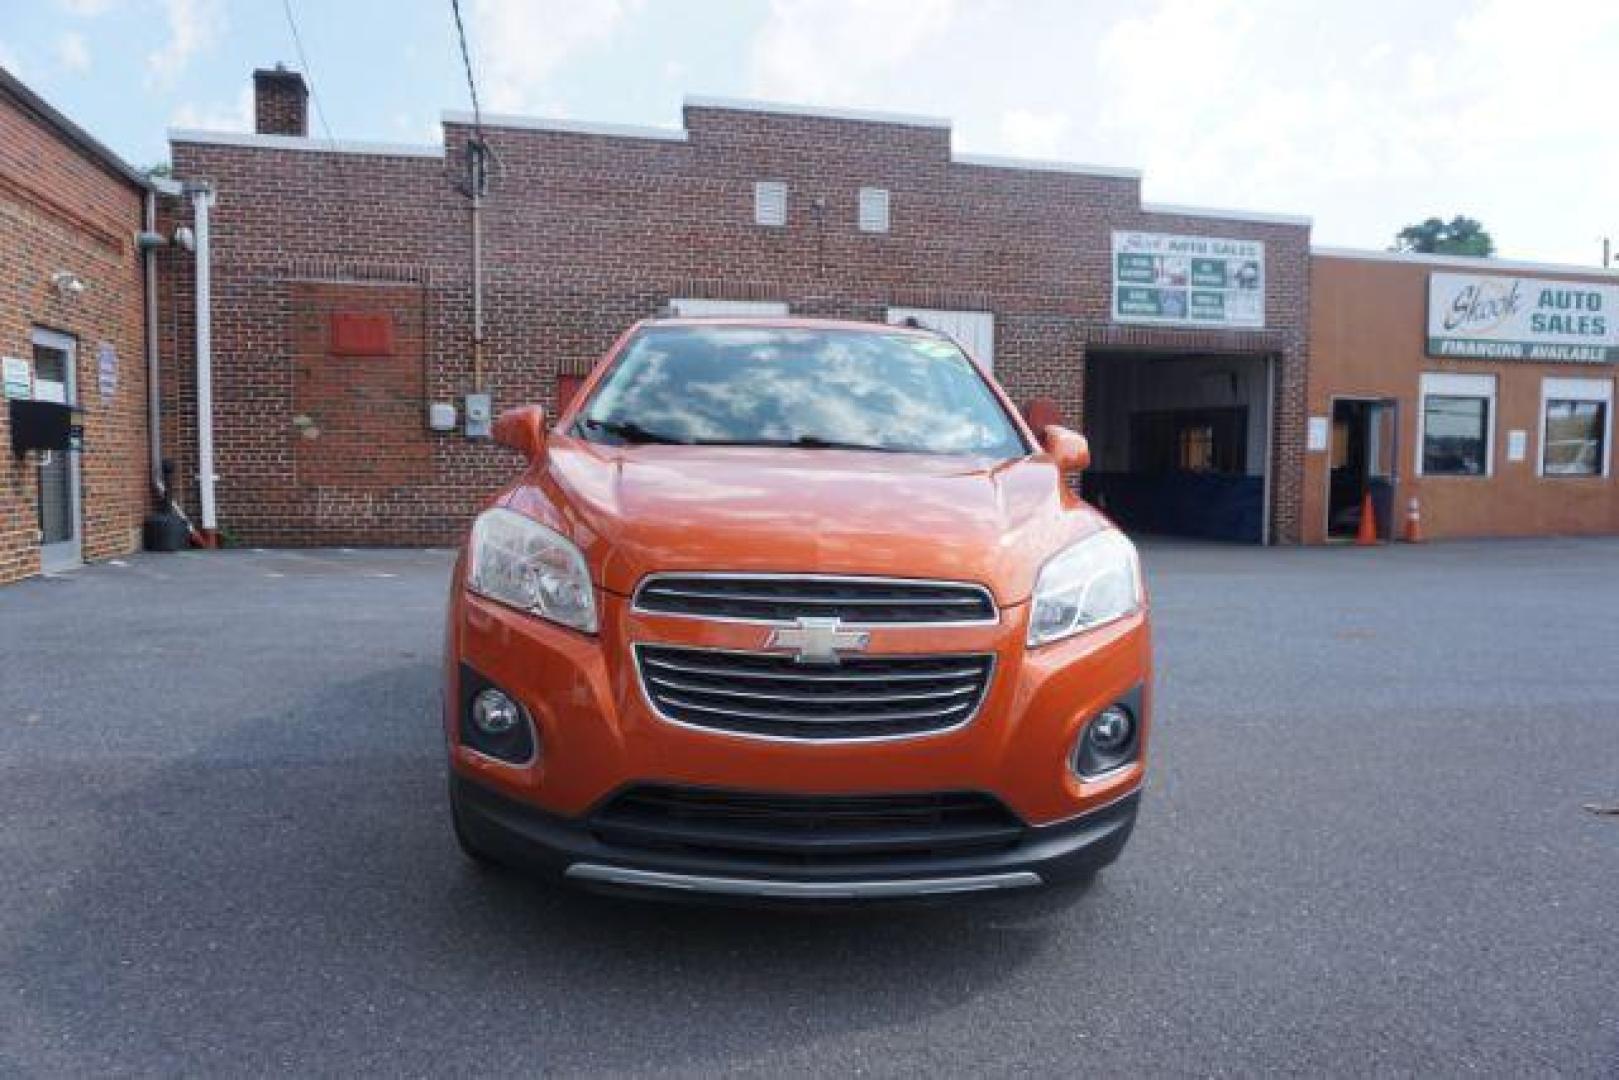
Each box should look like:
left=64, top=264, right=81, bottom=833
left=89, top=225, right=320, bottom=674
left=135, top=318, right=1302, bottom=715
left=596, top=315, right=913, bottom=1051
left=1041, top=425, right=1090, bottom=474
left=1022, top=396, right=1063, bottom=432
left=492, top=405, right=548, bottom=463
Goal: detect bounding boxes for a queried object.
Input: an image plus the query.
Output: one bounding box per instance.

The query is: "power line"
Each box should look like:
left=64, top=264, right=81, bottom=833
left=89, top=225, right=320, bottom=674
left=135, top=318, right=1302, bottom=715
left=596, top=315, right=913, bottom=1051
left=281, top=0, right=334, bottom=142
left=450, top=0, right=484, bottom=140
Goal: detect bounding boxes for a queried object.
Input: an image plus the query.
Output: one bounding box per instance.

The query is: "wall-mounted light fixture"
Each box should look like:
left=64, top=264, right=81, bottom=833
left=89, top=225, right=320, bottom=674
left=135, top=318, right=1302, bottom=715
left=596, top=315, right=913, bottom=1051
left=50, top=270, right=87, bottom=297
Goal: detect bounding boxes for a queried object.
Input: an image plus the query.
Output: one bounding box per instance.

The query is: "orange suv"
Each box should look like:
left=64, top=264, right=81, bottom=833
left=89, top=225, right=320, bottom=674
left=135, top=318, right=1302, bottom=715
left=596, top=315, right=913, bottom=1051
left=444, top=318, right=1150, bottom=902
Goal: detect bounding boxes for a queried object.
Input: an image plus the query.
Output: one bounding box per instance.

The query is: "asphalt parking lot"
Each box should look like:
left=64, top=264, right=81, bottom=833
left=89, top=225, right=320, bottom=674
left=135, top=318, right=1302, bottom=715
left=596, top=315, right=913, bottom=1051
left=2, top=540, right=1616, bottom=1076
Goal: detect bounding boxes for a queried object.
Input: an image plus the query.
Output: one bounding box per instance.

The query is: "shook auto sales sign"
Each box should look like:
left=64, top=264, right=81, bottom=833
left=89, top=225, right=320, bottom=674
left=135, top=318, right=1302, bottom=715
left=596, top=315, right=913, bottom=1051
left=1427, top=273, right=1618, bottom=363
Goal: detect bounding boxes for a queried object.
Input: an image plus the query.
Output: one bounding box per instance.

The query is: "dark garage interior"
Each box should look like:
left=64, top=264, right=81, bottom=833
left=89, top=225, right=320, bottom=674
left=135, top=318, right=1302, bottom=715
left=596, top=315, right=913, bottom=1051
left=1082, top=349, right=1273, bottom=543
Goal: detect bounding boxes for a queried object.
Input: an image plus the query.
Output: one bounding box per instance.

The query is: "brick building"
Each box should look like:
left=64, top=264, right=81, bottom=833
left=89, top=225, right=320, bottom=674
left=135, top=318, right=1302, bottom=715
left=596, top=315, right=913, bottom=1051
left=0, top=69, right=169, bottom=584
left=161, top=69, right=1312, bottom=548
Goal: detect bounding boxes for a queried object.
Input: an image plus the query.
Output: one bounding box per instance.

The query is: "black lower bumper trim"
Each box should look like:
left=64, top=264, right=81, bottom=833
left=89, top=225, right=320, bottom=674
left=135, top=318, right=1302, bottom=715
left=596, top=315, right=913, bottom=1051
left=451, top=776, right=1139, bottom=901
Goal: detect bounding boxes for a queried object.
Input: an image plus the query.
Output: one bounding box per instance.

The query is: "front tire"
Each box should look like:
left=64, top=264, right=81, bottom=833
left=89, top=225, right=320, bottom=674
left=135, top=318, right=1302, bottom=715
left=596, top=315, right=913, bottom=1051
left=449, top=777, right=505, bottom=869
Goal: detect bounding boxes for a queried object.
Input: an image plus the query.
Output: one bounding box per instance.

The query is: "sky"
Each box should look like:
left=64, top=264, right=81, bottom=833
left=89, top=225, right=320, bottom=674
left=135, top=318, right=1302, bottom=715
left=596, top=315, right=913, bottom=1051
left=3, top=0, right=1616, bottom=265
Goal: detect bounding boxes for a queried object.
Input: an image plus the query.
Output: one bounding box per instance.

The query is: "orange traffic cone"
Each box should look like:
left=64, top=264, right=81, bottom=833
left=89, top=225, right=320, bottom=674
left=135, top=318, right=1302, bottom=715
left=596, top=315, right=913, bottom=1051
left=1402, top=496, right=1425, bottom=544
left=1355, top=492, right=1379, bottom=546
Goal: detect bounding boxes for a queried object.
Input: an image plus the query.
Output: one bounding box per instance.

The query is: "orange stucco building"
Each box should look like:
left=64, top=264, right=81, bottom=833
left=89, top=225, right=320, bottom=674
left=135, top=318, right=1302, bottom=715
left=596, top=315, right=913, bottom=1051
left=1305, top=249, right=1617, bottom=544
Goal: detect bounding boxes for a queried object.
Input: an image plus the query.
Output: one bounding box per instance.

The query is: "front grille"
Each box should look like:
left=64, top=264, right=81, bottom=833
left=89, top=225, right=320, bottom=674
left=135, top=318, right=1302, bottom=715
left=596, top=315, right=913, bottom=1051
left=636, top=645, right=994, bottom=740
left=591, top=786, right=1024, bottom=868
left=633, top=575, right=996, bottom=624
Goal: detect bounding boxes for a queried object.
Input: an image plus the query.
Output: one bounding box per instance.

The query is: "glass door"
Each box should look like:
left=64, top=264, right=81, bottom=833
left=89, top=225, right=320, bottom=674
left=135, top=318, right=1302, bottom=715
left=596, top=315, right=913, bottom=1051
left=33, top=329, right=81, bottom=572
left=1367, top=398, right=1399, bottom=542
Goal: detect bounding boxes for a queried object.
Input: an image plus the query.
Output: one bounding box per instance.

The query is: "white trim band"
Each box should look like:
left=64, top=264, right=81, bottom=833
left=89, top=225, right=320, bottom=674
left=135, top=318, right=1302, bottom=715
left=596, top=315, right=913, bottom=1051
left=1142, top=201, right=1313, bottom=227
left=168, top=129, right=444, bottom=158
left=565, top=863, right=1043, bottom=899
left=683, top=94, right=952, bottom=130
left=1312, top=245, right=1619, bottom=277
left=953, top=152, right=1141, bottom=180
left=441, top=110, right=688, bottom=142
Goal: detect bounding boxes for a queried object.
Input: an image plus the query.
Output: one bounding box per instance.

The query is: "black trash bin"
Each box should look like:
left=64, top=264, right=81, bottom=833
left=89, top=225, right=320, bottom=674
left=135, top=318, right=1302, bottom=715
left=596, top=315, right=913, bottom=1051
left=143, top=511, right=189, bottom=552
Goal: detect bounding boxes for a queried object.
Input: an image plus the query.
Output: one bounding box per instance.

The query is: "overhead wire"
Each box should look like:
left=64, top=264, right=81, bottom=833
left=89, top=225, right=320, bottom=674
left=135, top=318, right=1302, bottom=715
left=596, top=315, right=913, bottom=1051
left=280, top=0, right=335, bottom=141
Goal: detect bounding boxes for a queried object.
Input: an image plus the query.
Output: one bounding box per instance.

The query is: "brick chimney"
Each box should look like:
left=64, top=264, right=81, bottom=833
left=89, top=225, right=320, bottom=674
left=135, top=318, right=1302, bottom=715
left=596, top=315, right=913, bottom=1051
left=253, top=64, right=308, bottom=137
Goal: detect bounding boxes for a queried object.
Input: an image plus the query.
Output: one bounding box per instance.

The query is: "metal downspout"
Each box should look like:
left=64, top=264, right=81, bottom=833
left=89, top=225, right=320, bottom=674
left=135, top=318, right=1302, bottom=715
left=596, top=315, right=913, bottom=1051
left=142, top=189, right=165, bottom=500
left=189, top=184, right=218, bottom=542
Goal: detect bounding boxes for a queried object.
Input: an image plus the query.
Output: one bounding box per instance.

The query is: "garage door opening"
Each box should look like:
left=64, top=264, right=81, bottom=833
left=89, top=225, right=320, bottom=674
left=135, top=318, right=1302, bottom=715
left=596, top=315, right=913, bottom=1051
left=1082, top=349, right=1274, bottom=543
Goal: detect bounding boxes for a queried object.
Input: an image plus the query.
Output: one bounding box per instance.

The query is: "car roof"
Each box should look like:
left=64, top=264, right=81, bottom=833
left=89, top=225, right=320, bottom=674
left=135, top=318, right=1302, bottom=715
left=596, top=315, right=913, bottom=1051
left=640, top=315, right=940, bottom=337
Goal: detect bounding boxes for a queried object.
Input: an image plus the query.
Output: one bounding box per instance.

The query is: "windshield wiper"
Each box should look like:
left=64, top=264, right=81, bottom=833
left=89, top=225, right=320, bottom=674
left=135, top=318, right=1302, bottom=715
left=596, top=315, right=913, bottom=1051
left=691, top=435, right=905, bottom=452
left=580, top=417, right=692, bottom=445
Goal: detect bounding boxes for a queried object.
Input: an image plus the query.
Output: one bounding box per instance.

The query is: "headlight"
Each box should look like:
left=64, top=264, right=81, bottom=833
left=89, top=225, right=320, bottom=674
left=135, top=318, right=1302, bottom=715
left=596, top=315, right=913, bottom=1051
left=1027, top=529, right=1142, bottom=647
left=466, top=508, right=598, bottom=634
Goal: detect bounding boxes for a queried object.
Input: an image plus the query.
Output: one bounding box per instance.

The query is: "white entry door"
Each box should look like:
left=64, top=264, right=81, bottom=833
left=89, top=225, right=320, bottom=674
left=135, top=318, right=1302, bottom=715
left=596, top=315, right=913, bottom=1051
left=32, top=329, right=82, bottom=572
left=669, top=298, right=789, bottom=317
left=886, top=307, right=995, bottom=371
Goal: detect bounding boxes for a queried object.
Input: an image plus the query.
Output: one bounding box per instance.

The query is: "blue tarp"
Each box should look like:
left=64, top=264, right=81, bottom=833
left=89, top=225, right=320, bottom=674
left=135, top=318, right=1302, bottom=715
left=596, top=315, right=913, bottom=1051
left=1084, top=472, right=1264, bottom=543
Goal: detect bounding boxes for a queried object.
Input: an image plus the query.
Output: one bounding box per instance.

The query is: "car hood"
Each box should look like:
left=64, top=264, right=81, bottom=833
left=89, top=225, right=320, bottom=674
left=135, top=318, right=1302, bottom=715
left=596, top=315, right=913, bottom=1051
left=508, top=437, right=1108, bottom=606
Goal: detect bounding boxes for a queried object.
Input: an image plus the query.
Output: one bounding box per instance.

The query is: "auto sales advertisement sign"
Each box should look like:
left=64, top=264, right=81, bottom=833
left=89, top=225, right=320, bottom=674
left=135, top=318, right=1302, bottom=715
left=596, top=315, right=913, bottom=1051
left=1112, top=232, right=1265, bottom=329
left=1427, top=273, right=1619, bottom=362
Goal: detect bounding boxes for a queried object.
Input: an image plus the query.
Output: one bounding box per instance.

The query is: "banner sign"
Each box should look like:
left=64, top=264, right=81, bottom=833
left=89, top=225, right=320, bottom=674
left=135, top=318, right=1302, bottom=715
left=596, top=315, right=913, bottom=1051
left=1112, top=231, right=1265, bottom=328
left=98, top=343, right=118, bottom=399
left=1427, top=273, right=1618, bottom=363
left=2, top=356, right=30, bottom=400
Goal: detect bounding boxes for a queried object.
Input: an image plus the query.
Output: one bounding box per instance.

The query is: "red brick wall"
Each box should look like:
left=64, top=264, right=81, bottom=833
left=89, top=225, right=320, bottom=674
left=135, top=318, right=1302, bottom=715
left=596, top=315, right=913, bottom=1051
left=1, top=83, right=150, bottom=583
left=165, top=103, right=1311, bottom=546
left=253, top=69, right=308, bottom=137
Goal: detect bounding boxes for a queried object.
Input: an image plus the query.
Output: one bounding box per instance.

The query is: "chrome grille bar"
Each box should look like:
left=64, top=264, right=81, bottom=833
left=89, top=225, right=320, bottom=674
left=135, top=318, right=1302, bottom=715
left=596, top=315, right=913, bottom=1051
left=658, top=693, right=976, bottom=725
left=635, top=645, right=994, bottom=742
left=646, top=673, right=980, bottom=705
left=633, top=574, right=998, bottom=626
left=640, top=653, right=986, bottom=683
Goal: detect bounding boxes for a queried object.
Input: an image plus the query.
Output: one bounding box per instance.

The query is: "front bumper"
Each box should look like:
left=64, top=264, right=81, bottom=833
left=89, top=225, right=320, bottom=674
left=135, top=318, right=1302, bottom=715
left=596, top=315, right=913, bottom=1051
left=453, top=773, right=1140, bottom=901
left=445, top=587, right=1151, bottom=829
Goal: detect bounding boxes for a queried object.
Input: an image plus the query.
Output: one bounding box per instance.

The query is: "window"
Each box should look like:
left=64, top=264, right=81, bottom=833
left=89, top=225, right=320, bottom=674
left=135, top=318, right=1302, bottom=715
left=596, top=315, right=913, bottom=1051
left=1418, top=373, right=1495, bottom=477
left=668, top=298, right=789, bottom=317
left=858, top=187, right=890, bottom=233
left=1132, top=408, right=1247, bottom=475
left=1177, top=425, right=1216, bottom=472
left=884, top=308, right=994, bottom=371
left=1540, top=376, right=1612, bottom=477
left=754, top=181, right=787, bottom=226
left=577, top=325, right=1028, bottom=459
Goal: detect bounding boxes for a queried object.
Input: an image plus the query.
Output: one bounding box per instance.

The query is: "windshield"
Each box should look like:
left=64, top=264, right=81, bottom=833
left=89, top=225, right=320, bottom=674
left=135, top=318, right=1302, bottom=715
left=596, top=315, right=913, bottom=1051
left=576, top=325, right=1029, bottom=458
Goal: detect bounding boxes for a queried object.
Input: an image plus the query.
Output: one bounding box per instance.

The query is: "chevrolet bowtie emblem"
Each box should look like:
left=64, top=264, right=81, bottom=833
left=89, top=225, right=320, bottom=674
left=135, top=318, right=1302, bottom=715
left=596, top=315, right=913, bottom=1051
left=767, top=616, right=871, bottom=665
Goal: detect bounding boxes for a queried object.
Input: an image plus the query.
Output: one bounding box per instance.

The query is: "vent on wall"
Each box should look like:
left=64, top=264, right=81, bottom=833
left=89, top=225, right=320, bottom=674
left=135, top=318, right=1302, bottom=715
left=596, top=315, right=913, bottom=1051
left=858, top=187, right=890, bottom=233
left=754, top=181, right=787, bottom=227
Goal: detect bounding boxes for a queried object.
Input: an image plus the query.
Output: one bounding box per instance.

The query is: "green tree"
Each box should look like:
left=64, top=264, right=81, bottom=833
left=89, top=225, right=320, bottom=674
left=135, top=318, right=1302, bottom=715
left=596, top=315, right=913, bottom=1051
left=1394, top=215, right=1495, bottom=257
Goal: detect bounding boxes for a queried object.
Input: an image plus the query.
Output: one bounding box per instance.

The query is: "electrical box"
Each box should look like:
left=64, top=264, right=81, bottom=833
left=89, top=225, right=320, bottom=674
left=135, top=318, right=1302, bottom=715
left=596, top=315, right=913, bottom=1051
left=428, top=401, right=457, bottom=432
left=464, top=393, right=492, bottom=439
left=9, top=399, right=76, bottom=458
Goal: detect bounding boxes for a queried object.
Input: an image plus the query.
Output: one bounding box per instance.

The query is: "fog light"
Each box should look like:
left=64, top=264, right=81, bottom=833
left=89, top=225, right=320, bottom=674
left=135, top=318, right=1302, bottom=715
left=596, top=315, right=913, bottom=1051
left=1072, top=699, right=1140, bottom=779
left=471, top=688, right=520, bottom=736
left=1088, top=706, right=1134, bottom=753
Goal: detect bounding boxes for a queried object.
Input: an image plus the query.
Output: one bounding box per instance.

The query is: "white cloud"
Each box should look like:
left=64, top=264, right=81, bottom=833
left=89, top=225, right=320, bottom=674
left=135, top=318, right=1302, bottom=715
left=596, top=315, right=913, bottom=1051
left=1089, top=0, right=1619, bottom=261
left=171, top=84, right=252, bottom=132
left=0, top=39, right=22, bottom=78
left=57, top=32, right=92, bottom=73
left=469, top=0, right=636, bottom=113
left=58, top=0, right=120, bottom=14
left=999, top=108, right=1070, bottom=159
left=147, top=0, right=222, bottom=87
left=746, top=0, right=958, bottom=103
